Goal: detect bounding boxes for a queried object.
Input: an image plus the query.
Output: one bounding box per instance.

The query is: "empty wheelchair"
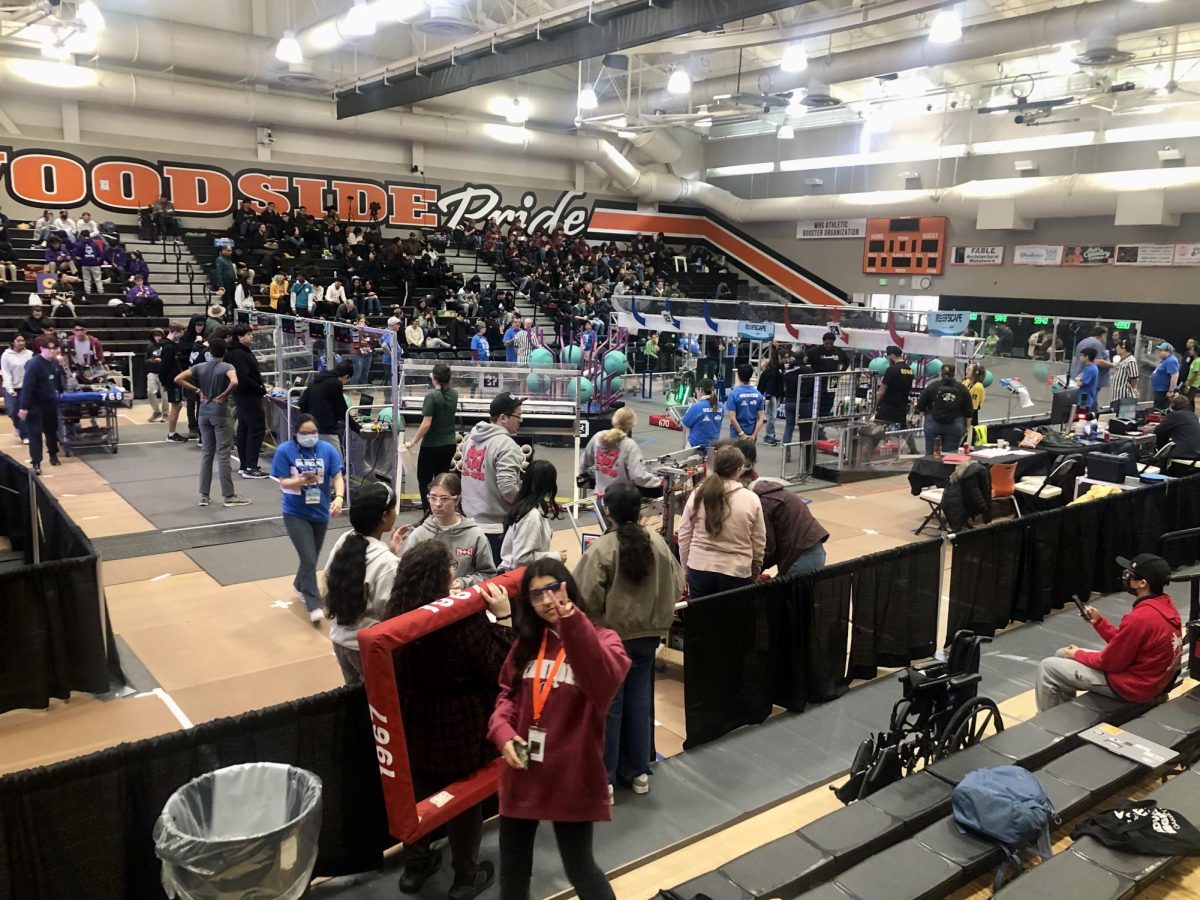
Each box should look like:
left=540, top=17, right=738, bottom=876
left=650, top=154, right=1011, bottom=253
left=833, top=629, right=1004, bottom=804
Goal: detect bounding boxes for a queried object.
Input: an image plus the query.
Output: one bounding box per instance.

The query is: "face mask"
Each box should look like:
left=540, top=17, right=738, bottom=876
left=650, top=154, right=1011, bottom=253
left=1123, top=572, right=1139, bottom=596
left=297, top=434, right=319, bottom=449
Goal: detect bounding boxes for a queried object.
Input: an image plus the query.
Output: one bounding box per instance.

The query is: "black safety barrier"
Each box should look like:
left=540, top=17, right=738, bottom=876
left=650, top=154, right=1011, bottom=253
left=683, top=545, right=941, bottom=749
left=949, top=475, right=1200, bottom=638
left=0, top=685, right=392, bottom=900
left=0, top=451, right=123, bottom=713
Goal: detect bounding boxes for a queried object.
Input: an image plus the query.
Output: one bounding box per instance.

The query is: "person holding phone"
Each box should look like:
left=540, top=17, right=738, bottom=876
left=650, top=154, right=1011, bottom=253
left=271, top=413, right=345, bottom=625
left=1035, top=554, right=1181, bottom=711
left=488, top=559, right=630, bottom=900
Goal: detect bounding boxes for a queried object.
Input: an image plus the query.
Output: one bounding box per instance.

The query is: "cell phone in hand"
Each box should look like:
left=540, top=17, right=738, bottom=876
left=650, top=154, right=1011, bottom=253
left=1072, top=595, right=1090, bottom=619
left=512, top=741, right=529, bottom=769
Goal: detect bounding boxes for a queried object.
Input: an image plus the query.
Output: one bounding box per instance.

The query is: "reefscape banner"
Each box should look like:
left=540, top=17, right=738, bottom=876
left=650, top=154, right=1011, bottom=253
left=0, top=145, right=594, bottom=235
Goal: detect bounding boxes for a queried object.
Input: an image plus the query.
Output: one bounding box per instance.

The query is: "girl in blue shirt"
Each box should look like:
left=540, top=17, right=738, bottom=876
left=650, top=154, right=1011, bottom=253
left=271, top=413, right=345, bottom=623
left=682, top=379, right=723, bottom=454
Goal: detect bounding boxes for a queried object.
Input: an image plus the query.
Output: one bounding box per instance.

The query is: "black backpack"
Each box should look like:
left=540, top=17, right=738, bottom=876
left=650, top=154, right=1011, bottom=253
left=1073, top=799, right=1200, bottom=856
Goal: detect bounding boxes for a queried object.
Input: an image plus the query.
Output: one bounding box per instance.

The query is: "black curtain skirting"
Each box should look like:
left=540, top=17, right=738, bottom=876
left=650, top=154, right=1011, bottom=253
left=948, top=519, right=1025, bottom=638
left=804, top=562, right=855, bottom=703
left=0, top=685, right=391, bottom=900
left=849, top=542, right=941, bottom=681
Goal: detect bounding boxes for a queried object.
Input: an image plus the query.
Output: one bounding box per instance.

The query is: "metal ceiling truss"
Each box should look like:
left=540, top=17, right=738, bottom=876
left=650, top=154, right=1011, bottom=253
left=336, top=0, right=811, bottom=119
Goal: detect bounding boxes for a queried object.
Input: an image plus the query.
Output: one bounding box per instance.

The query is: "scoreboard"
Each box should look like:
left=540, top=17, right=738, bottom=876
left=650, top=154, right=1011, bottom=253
left=863, top=216, right=947, bottom=275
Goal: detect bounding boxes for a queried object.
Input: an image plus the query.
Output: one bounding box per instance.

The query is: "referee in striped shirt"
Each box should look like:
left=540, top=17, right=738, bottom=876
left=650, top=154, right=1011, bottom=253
left=1109, top=340, right=1140, bottom=413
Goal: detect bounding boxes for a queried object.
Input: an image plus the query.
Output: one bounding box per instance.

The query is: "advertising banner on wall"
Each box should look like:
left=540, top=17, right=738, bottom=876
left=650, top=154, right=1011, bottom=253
left=796, top=218, right=867, bottom=239
left=1013, top=245, right=1064, bottom=266
left=1114, top=244, right=1176, bottom=266
left=1063, top=245, right=1116, bottom=266
left=927, top=311, right=971, bottom=336
left=737, top=321, right=777, bottom=341
left=951, top=246, right=1004, bottom=266
left=1174, top=244, right=1200, bottom=266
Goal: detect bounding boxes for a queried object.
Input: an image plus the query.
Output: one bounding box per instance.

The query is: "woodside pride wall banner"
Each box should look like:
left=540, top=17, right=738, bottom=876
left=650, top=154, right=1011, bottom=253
left=0, top=145, right=594, bottom=235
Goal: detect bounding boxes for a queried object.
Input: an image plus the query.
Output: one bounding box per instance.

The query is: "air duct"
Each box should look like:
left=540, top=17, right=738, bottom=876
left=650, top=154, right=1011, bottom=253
left=594, top=0, right=1200, bottom=117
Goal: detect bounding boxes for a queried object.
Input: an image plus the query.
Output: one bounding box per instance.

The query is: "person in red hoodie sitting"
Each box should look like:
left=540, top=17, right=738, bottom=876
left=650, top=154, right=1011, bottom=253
left=488, top=558, right=631, bottom=900
left=1036, top=554, right=1182, bottom=711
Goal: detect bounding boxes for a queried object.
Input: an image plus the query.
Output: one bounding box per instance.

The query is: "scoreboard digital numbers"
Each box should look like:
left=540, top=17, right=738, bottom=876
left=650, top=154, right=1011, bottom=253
left=863, top=216, right=947, bottom=275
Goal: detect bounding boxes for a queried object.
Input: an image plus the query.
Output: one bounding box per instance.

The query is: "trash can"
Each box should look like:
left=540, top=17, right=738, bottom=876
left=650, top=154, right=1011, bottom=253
left=153, top=763, right=323, bottom=900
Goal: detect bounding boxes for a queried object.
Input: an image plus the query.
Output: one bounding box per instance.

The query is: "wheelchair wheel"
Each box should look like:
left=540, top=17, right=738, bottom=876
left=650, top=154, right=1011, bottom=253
left=936, top=697, right=1004, bottom=758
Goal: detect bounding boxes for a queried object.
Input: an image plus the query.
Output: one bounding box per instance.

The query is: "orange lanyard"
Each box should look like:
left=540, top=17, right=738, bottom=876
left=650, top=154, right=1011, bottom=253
left=531, top=630, right=566, bottom=725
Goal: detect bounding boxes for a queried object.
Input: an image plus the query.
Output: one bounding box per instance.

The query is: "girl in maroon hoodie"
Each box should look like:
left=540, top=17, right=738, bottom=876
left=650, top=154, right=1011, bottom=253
left=488, top=559, right=630, bottom=900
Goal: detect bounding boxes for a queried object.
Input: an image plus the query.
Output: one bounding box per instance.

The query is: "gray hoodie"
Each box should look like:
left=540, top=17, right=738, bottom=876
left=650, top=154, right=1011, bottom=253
left=460, top=421, right=524, bottom=528
left=580, top=431, right=662, bottom=497
left=326, top=531, right=399, bottom=651
left=402, top=515, right=497, bottom=586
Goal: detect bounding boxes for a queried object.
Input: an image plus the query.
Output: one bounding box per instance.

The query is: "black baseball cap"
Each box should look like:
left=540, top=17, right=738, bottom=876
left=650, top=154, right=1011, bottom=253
left=822, top=332, right=837, bottom=342
left=490, top=392, right=524, bottom=418
left=1116, top=554, right=1171, bottom=590
left=886, top=345, right=904, bottom=357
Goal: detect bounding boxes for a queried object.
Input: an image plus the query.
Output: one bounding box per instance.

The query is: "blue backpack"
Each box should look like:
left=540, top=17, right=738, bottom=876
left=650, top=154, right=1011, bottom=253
left=953, top=765, right=1056, bottom=889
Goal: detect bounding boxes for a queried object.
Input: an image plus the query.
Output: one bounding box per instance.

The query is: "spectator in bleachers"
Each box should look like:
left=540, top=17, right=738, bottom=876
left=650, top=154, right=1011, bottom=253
left=213, top=244, right=237, bottom=299
left=325, top=276, right=347, bottom=312
left=104, top=241, right=128, bottom=284
left=232, top=199, right=257, bottom=239
left=232, top=273, right=254, bottom=313
left=335, top=290, right=358, bottom=323
left=19, top=305, right=49, bottom=345
left=66, top=321, right=104, bottom=382
left=489, top=558, right=628, bottom=900
left=290, top=272, right=313, bottom=316
left=126, top=249, right=150, bottom=284
left=405, top=317, right=425, bottom=350
left=143, top=327, right=166, bottom=423
left=268, top=272, right=289, bottom=313
left=451, top=310, right=472, bottom=349
left=0, top=236, right=19, bottom=284
left=678, top=444, right=765, bottom=598
left=51, top=210, right=76, bottom=242
left=2, top=333, right=32, bottom=443
left=1036, top=554, right=1181, bottom=711
left=151, top=196, right=178, bottom=239
left=470, top=322, right=490, bottom=364
left=575, top=480, right=682, bottom=798
left=44, top=236, right=77, bottom=277
left=32, top=209, right=55, bottom=245
left=323, top=481, right=409, bottom=684
left=73, top=230, right=104, bottom=296
left=388, top=539, right=510, bottom=900
left=360, top=279, right=382, bottom=317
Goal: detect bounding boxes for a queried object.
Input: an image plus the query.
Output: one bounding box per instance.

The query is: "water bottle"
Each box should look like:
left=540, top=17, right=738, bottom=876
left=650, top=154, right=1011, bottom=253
left=933, top=436, right=943, bottom=459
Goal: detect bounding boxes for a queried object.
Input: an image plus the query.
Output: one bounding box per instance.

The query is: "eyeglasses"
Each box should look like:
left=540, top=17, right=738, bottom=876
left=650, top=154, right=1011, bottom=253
left=526, top=581, right=564, bottom=602
left=428, top=494, right=459, bottom=504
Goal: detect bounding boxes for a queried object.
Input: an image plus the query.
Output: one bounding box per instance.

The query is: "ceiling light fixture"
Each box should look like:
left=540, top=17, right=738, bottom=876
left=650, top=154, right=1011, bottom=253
left=780, top=44, right=807, bottom=74
left=77, top=1, right=106, bottom=33
left=577, top=87, right=598, bottom=111
left=928, top=9, right=962, bottom=44
left=343, top=0, right=378, bottom=37
left=777, top=124, right=795, bottom=139
left=275, top=30, right=303, bottom=64
left=667, top=68, right=691, bottom=95
left=505, top=97, right=528, bottom=125
left=1147, top=63, right=1171, bottom=92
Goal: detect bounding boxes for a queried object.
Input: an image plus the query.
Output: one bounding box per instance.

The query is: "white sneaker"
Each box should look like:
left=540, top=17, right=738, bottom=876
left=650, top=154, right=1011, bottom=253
left=631, top=774, right=650, bottom=795
left=309, top=608, right=323, bottom=625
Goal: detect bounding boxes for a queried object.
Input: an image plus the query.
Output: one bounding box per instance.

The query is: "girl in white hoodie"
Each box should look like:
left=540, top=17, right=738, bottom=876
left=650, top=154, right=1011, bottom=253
left=499, top=460, right=568, bottom=571
left=323, top=482, right=411, bottom=684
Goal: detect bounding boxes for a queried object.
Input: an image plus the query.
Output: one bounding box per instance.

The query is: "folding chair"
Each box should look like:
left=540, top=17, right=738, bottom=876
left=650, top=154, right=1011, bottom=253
left=1015, top=457, right=1078, bottom=512
left=1139, top=440, right=1175, bottom=476
left=988, top=461, right=1021, bottom=519
left=915, top=487, right=948, bottom=535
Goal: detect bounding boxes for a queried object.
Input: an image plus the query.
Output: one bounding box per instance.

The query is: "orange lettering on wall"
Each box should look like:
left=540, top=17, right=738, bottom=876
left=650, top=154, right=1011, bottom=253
left=292, top=177, right=328, bottom=216
left=9, top=153, right=87, bottom=205
left=333, top=180, right=388, bottom=222
left=162, top=165, right=233, bottom=215
left=91, top=160, right=162, bottom=210
left=237, top=172, right=292, bottom=213
left=388, top=185, right=439, bottom=228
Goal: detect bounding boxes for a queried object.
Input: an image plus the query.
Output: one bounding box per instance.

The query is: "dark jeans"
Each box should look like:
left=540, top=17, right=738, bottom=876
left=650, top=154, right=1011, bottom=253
left=283, top=514, right=328, bottom=611
left=923, top=417, right=964, bottom=457
left=417, top=442, right=457, bottom=515
left=1153, top=390, right=1170, bottom=410
left=5, top=392, right=25, bottom=440
left=333, top=644, right=362, bottom=685
left=404, top=774, right=485, bottom=878
left=686, top=568, right=753, bottom=599
left=26, top=406, right=60, bottom=465
left=485, top=531, right=504, bottom=564
left=234, top=393, right=265, bottom=471
left=499, top=818, right=613, bottom=900
left=185, top=391, right=198, bottom=433
left=605, top=636, right=660, bottom=786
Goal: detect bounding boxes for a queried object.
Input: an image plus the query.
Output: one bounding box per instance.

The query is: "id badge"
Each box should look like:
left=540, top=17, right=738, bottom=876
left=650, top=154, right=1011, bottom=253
left=526, top=727, right=547, bottom=763
left=304, top=485, right=322, bottom=505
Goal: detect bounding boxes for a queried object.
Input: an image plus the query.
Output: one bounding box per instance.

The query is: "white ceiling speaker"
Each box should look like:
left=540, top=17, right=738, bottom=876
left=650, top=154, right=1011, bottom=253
left=416, top=2, right=479, bottom=37
left=1073, top=33, right=1136, bottom=67
left=277, top=62, right=326, bottom=87
left=796, top=82, right=843, bottom=109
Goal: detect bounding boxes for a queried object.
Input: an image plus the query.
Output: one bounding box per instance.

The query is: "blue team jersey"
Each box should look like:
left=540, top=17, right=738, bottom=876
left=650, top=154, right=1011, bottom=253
left=270, top=439, right=344, bottom=522
left=581, top=330, right=596, bottom=351
left=503, top=327, right=519, bottom=362
left=1078, top=363, right=1099, bottom=407
left=682, top=399, right=723, bottom=449
left=725, top=384, right=765, bottom=436
left=1152, top=354, right=1180, bottom=392
left=471, top=334, right=490, bottom=362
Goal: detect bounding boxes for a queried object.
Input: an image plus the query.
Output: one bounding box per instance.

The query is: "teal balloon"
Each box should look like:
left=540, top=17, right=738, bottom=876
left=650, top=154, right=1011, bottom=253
left=568, top=376, right=594, bottom=403
left=602, top=350, right=628, bottom=375
left=1032, top=362, right=1051, bottom=382
left=377, top=407, right=393, bottom=424
left=925, top=358, right=943, bottom=377
left=867, top=356, right=889, bottom=375
left=529, top=348, right=554, bottom=369
left=561, top=345, right=583, bottom=365
left=982, top=370, right=995, bottom=388
left=525, top=372, right=551, bottom=393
